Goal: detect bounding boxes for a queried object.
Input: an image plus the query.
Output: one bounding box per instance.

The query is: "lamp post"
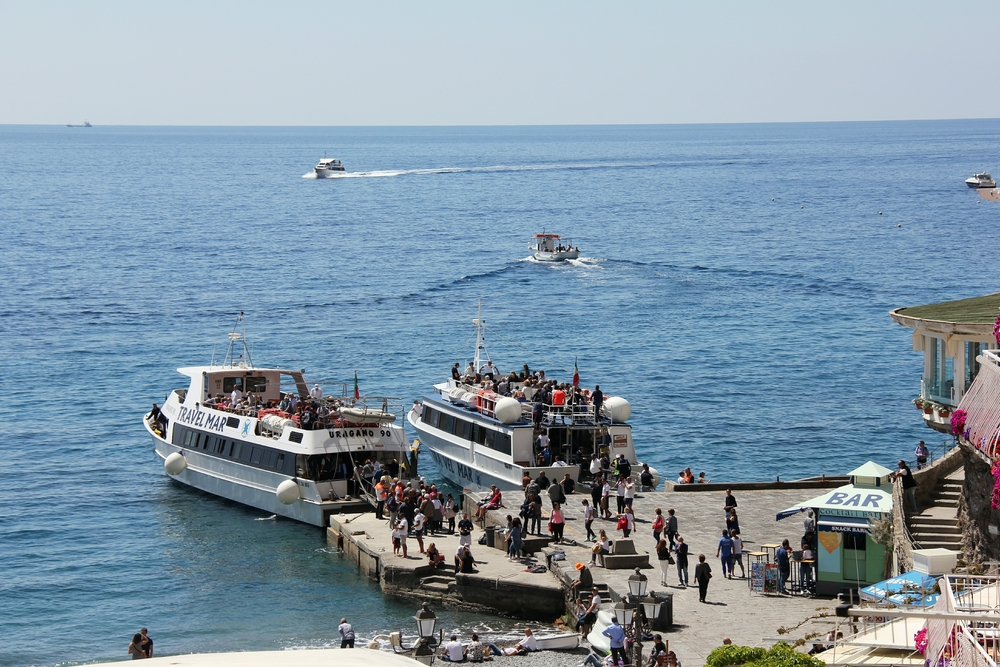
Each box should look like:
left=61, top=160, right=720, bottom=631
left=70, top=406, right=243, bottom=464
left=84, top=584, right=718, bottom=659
left=621, top=569, right=662, bottom=665
left=411, top=602, right=439, bottom=666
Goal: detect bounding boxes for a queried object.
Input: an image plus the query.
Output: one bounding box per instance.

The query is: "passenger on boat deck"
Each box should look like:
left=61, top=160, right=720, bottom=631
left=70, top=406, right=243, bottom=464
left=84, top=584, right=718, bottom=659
left=513, top=389, right=526, bottom=402
left=288, top=394, right=299, bottom=412
left=230, top=387, right=242, bottom=406
left=480, top=361, right=497, bottom=379
left=452, top=363, right=461, bottom=380
left=464, top=362, right=475, bottom=377
left=310, top=384, right=323, bottom=400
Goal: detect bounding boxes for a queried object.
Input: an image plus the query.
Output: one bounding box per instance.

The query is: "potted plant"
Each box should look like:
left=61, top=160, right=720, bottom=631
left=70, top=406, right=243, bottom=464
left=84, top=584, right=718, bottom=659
left=937, top=406, right=951, bottom=418
left=912, top=397, right=925, bottom=411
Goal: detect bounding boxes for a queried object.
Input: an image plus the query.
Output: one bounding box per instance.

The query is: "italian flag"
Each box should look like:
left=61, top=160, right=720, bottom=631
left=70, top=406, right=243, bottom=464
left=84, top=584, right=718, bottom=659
left=354, top=371, right=360, bottom=400
left=572, top=357, right=579, bottom=387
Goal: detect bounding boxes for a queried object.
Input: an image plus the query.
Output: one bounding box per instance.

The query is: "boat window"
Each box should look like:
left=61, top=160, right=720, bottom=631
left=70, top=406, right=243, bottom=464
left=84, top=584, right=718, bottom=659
left=184, top=429, right=194, bottom=447
left=240, top=445, right=253, bottom=463
left=226, top=417, right=240, bottom=429
left=276, top=453, right=285, bottom=471
left=483, top=429, right=495, bottom=449
left=251, top=448, right=263, bottom=465
left=229, top=441, right=239, bottom=458
left=426, top=407, right=440, bottom=429
left=475, top=424, right=487, bottom=445
left=222, top=377, right=244, bottom=393
left=217, top=439, right=227, bottom=454
left=456, top=419, right=472, bottom=440
left=492, top=432, right=512, bottom=455
left=245, top=377, right=267, bottom=393
left=440, top=414, right=455, bottom=434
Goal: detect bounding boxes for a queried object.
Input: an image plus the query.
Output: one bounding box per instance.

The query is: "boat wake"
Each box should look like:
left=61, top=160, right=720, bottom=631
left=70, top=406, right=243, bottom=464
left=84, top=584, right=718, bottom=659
left=522, top=256, right=604, bottom=269
left=255, top=514, right=278, bottom=521
left=303, top=161, right=657, bottom=180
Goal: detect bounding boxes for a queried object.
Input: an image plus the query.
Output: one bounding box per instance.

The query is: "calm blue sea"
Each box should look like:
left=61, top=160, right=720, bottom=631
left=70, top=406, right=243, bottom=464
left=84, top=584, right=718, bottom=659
left=1, top=121, right=998, bottom=667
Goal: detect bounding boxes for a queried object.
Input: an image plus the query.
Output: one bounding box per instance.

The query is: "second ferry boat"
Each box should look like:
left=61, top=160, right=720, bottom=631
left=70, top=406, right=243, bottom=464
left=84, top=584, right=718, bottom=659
left=408, top=304, right=659, bottom=492
left=143, top=314, right=415, bottom=527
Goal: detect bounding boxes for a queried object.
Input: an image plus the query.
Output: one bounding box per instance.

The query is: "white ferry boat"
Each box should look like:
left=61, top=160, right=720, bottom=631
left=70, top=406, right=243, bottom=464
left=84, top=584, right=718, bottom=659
left=966, top=172, right=996, bottom=188
left=314, top=156, right=346, bottom=177
left=530, top=233, right=580, bottom=262
left=407, top=305, right=658, bottom=493
left=143, top=314, right=414, bottom=527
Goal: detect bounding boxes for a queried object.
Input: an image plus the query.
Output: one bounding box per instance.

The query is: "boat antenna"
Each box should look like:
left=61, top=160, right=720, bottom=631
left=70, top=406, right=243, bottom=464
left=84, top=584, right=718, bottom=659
left=472, top=299, right=490, bottom=371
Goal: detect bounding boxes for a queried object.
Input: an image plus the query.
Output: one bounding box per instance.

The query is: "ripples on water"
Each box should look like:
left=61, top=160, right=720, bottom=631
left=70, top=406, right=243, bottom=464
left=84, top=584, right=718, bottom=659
left=1, top=121, right=999, bottom=667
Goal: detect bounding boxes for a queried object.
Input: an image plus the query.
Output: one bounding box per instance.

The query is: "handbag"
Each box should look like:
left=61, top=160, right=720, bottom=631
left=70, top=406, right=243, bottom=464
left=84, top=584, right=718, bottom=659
left=616, top=516, right=628, bottom=530
left=591, top=542, right=603, bottom=554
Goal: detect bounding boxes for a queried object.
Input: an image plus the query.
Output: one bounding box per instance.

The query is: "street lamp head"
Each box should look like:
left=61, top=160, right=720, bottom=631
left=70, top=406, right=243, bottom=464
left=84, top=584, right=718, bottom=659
left=628, top=568, right=648, bottom=598
left=641, top=592, right=662, bottom=623
left=614, top=601, right=635, bottom=627
left=414, top=602, right=438, bottom=639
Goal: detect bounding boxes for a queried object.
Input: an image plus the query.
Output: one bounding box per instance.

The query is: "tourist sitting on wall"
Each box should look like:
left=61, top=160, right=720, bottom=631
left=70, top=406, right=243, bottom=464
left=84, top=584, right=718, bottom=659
left=426, top=543, right=445, bottom=568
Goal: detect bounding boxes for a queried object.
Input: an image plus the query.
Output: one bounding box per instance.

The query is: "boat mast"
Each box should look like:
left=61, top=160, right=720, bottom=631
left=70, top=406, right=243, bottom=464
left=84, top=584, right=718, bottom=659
left=222, top=311, right=254, bottom=369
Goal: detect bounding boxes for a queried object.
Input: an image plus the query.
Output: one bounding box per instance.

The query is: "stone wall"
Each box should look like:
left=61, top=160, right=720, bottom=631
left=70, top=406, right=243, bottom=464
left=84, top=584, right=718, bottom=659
left=892, top=444, right=963, bottom=572
left=958, top=442, right=1000, bottom=565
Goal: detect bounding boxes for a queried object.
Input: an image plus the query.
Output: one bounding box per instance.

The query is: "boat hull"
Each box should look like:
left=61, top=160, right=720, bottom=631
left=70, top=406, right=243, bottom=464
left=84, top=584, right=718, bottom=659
left=534, top=250, right=580, bottom=262
left=315, top=168, right=345, bottom=178
left=407, top=410, right=580, bottom=493
left=145, top=419, right=353, bottom=527
left=534, top=633, right=581, bottom=651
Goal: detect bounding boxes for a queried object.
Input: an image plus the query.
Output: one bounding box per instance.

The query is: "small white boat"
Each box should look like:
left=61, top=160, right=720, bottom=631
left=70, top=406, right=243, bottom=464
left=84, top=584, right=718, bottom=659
left=314, top=156, right=346, bottom=177
left=531, top=233, right=580, bottom=262
left=966, top=173, right=996, bottom=188
left=339, top=406, right=398, bottom=424
left=534, top=633, right=581, bottom=651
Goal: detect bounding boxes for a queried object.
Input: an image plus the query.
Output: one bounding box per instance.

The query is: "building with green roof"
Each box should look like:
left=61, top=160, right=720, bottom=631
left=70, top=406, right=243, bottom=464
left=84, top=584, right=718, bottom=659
left=890, top=293, right=1000, bottom=433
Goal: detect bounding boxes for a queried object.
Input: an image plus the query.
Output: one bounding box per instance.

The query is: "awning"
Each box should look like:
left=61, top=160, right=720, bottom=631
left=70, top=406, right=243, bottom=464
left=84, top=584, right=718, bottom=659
left=818, top=516, right=871, bottom=533
left=776, top=505, right=808, bottom=521
left=775, top=482, right=892, bottom=521
left=860, top=570, right=940, bottom=607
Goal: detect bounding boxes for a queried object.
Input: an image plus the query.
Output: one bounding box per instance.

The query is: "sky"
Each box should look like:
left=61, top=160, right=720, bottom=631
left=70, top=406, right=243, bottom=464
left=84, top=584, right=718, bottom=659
left=1, top=1, right=997, bottom=126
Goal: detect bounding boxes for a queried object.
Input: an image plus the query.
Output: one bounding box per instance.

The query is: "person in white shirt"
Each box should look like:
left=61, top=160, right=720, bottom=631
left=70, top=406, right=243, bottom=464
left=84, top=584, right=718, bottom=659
left=731, top=531, right=745, bottom=578
left=230, top=387, right=242, bottom=406
left=412, top=512, right=426, bottom=554
left=442, top=635, right=465, bottom=662
left=601, top=480, right=612, bottom=518
left=623, top=477, right=635, bottom=508
left=396, top=518, right=408, bottom=558
left=310, top=384, right=323, bottom=400
left=512, top=628, right=536, bottom=654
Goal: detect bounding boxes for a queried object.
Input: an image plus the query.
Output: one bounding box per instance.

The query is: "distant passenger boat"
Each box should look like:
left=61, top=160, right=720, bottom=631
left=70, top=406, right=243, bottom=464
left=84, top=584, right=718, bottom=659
left=67, top=121, right=92, bottom=128
left=966, top=172, right=996, bottom=188
left=143, top=313, right=415, bottom=527
left=530, top=233, right=580, bottom=262
left=314, top=156, right=346, bottom=177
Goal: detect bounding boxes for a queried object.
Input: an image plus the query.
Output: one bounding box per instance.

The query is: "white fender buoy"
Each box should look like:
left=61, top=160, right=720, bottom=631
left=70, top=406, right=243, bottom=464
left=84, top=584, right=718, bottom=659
left=276, top=479, right=300, bottom=505
left=164, top=452, right=187, bottom=475
left=603, top=396, right=631, bottom=423
left=494, top=397, right=522, bottom=424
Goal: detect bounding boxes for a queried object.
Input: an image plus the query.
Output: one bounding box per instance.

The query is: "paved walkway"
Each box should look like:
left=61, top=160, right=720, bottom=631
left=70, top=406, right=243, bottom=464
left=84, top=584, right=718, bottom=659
left=509, top=484, right=844, bottom=665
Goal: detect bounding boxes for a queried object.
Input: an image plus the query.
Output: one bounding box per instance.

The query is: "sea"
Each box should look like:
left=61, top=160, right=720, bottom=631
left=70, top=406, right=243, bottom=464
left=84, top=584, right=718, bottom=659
left=1, top=120, right=998, bottom=667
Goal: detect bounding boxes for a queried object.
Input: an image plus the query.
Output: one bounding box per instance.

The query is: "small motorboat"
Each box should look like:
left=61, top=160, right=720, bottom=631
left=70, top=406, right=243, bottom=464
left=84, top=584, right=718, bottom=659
left=530, top=233, right=580, bottom=262
left=533, top=633, right=581, bottom=651
left=966, top=173, right=996, bottom=188
left=314, top=156, right=346, bottom=178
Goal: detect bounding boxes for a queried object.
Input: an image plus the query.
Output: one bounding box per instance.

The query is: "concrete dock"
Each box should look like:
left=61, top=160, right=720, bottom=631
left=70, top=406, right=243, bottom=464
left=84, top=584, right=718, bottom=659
left=532, top=484, right=845, bottom=664
left=328, top=512, right=567, bottom=620
left=329, top=481, right=848, bottom=665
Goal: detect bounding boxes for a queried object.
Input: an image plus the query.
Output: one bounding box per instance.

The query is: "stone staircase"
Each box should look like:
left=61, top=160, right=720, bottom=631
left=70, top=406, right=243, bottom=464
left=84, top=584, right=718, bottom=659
left=906, top=470, right=964, bottom=551
left=419, top=571, right=457, bottom=595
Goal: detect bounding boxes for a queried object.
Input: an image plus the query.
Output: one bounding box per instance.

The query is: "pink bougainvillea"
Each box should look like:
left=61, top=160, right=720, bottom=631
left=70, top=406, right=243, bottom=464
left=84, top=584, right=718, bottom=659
left=994, top=312, right=1000, bottom=346
left=951, top=409, right=967, bottom=437
left=992, top=460, right=1000, bottom=511
left=914, top=627, right=928, bottom=655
